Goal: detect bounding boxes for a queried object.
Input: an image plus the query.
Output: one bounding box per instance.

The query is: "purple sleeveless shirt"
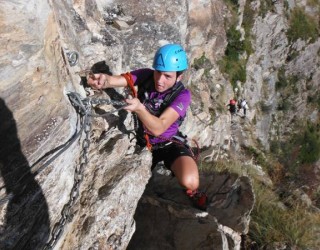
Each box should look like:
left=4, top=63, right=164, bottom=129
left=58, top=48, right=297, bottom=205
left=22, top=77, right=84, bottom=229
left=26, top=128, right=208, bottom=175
left=130, top=68, right=191, bottom=144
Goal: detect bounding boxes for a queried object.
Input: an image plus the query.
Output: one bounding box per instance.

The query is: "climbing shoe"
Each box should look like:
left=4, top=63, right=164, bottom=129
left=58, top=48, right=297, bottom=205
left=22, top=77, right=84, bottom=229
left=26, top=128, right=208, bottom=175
left=186, top=189, right=208, bottom=211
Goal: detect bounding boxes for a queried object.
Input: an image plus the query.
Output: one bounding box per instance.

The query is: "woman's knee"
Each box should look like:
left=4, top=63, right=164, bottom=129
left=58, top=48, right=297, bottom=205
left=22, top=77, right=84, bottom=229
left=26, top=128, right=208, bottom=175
left=178, top=173, right=199, bottom=190
left=171, top=156, right=200, bottom=190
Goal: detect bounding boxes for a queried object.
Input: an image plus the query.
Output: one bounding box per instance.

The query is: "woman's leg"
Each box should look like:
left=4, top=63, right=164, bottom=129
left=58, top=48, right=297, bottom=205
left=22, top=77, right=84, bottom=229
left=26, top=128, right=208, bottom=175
left=170, top=155, right=199, bottom=191
left=170, top=154, right=208, bottom=210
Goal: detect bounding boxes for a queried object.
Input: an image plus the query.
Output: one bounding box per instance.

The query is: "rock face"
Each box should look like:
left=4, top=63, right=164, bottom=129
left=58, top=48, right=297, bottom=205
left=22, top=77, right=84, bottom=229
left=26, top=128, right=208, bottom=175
left=0, top=0, right=319, bottom=249
left=0, top=0, right=152, bottom=249
left=128, top=167, right=254, bottom=250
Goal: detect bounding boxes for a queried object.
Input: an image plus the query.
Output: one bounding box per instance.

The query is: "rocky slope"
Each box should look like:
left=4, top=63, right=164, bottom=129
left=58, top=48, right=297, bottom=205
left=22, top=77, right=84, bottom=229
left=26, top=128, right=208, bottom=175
left=0, top=0, right=319, bottom=249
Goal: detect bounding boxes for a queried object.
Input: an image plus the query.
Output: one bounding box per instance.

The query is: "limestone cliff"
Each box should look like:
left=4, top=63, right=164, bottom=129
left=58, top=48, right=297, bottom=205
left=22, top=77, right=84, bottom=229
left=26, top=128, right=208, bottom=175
left=0, top=0, right=319, bottom=249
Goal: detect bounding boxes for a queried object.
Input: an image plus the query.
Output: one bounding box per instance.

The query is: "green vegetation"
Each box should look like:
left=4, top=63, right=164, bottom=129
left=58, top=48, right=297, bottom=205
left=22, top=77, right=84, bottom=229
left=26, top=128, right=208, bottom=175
left=219, top=1, right=255, bottom=89
left=259, top=101, right=272, bottom=113
left=224, top=0, right=239, bottom=8
left=315, top=92, right=320, bottom=107
left=200, top=160, right=243, bottom=178
left=225, top=25, right=243, bottom=60
left=275, top=67, right=300, bottom=112
left=307, top=90, right=320, bottom=109
left=287, top=7, right=319, bottom=43
left=242, top=1, right=254, bottom=55
left=259, top=0, right=276, bottom=17
left=307, top=0, right=320, bottom=8
left=200, top=160, right=320, bottom=249
left=229, top=0, right=239, bottom=6
left=275, top=67, right=288, bottom=90
left=271, top=122, right=320, bottom=174
left=276, top=98, right=292, bottom=111
left=275, top=67, right=299, bottom=93
left=298, top=123, right=320, bottom=164
left=285, top=49, right=300, bottom=62
left=245, top=146, right=268, bottom=168
left=218, top=25, right=247, bottom=89
left=250, top=182, right=320, bottom=249
left=201, top=3, right=320, bottom=248
left=192, top=52, right=213, bottom=79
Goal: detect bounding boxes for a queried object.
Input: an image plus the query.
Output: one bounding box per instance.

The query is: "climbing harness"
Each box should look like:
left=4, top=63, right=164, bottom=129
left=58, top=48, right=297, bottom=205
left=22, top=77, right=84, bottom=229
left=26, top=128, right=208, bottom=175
left=123, top=70, right=198, bottom=157
left=136, top=79, right=187, bottom=151
left=148, top=132, right=200, bottom=162
left=138, top=80, right=185, bottom=120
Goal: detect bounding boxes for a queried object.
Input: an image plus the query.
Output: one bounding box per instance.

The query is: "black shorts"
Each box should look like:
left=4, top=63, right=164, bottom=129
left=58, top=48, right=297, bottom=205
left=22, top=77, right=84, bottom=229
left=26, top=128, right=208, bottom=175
left=151, top=142, right=195, bottom=170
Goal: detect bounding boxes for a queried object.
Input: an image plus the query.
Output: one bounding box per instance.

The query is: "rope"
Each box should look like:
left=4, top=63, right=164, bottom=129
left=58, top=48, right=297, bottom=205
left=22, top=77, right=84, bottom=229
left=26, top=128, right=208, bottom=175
left=121, top=72, right=137, bottom=98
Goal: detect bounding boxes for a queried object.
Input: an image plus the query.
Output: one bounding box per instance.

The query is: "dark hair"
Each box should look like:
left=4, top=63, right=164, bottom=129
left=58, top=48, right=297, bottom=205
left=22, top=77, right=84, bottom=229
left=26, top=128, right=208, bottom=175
left=176, top=71, right=184, bottom=77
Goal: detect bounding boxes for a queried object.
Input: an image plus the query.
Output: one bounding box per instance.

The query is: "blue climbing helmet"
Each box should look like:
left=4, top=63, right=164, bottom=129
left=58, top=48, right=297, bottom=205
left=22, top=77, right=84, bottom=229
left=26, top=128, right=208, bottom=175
left=152, top=44, right=188, bottom=72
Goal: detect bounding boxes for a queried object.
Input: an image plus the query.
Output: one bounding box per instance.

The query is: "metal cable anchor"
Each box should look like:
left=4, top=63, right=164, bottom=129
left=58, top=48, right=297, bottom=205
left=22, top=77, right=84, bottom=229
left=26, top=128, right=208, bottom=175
left=66, top=51, right=79, bottom=67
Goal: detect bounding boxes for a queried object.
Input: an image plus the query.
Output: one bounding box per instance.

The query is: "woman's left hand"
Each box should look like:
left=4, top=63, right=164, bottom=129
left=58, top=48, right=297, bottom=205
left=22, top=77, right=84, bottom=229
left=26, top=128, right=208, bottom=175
left=124, top=98, right=146, bottom=113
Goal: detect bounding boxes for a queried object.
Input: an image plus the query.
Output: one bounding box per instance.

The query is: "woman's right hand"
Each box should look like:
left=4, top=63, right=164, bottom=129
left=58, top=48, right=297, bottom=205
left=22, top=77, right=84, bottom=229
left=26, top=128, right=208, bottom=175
left=87, top=73, right=108, bottom=90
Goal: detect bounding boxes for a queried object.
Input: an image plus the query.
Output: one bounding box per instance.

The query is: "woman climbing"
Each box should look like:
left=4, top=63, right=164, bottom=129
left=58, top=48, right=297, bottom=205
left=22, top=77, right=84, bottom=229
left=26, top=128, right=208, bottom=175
left=87, top=44, right=208, bottom=210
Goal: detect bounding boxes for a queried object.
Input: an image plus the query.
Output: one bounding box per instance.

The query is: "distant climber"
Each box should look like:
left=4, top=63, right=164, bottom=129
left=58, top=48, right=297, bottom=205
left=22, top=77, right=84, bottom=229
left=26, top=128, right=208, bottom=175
left=87, top=44, right=208, bottom=211
left=227, top=99, right=237, bottom=116
left=238, top=99, right=248, bottom=118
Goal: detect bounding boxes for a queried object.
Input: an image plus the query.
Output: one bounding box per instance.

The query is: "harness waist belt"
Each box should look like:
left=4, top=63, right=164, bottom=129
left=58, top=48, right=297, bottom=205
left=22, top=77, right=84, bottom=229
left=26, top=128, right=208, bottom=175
left=151, top=141, right=173, bottom=151
left=172, top=135, right=188, bottom=144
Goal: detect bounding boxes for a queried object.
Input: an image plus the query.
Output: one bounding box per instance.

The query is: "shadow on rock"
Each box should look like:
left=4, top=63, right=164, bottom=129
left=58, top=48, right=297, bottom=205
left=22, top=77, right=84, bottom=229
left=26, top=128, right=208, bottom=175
left=128, top=165, right=255, bottom=250
left=0, top=98, right=50, bottom=249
